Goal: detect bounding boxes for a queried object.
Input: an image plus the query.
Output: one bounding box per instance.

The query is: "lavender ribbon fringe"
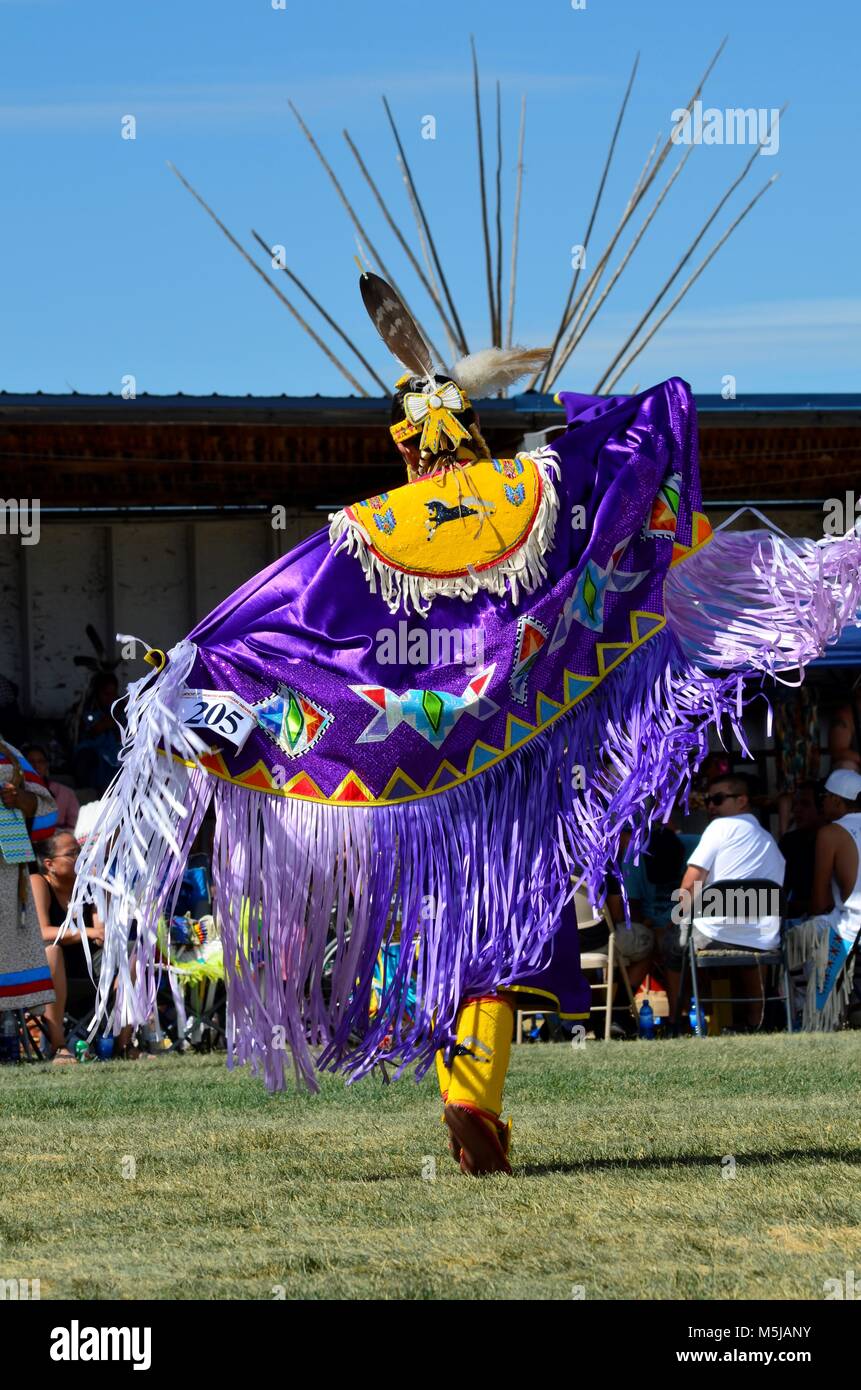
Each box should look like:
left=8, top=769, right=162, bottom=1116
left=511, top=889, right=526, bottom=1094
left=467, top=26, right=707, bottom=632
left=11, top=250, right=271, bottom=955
left=66, top=625, right=760, bottom=1093
left=665, top=529, right=861, bottom=678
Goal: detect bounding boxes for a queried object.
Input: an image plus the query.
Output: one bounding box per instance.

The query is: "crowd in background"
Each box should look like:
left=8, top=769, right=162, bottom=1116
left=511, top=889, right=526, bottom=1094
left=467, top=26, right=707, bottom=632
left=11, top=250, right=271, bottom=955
left=601, top=760, right=861, bottom=1035
left=1, top=669, right=861, bottom=1063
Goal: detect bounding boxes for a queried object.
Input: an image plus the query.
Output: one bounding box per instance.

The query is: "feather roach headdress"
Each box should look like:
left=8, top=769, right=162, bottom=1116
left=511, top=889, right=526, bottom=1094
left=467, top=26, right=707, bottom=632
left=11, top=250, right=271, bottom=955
left=358, top=271, right=550, bottom=456
left=449, top=346, right=552, bottom=398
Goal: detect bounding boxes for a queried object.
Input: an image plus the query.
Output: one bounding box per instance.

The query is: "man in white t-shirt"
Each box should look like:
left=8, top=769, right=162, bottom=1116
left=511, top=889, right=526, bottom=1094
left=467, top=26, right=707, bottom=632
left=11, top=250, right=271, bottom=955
left=670, top=774, right=786, bottom=1027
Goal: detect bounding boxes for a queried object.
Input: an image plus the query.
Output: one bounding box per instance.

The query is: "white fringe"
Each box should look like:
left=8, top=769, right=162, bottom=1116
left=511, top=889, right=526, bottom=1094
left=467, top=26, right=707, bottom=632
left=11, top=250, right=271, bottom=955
left=63, top=639, right=212, bottom=1035
left=787, top=916, right=857, bottom=1031
left=329, top=448, right=561, bottom=617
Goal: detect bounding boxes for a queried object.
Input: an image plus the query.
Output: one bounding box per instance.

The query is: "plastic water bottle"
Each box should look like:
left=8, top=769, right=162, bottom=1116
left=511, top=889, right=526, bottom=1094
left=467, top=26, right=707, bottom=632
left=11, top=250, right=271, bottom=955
left=0, top=1013, right=20, bottom=1064
left=638, top=999, right=656, bottom=1039
left=688, top=1001, right=705, bottom=1035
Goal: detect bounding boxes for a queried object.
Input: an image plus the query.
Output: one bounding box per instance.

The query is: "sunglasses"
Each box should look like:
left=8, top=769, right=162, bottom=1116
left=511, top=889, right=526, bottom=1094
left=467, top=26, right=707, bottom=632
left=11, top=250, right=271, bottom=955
left=704, top=792, right=740, bottom=807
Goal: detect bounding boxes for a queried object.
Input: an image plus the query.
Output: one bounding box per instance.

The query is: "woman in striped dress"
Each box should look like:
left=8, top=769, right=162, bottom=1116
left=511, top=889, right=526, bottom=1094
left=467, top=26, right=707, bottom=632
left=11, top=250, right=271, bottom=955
left=0, top=737, right=63, bottom=1052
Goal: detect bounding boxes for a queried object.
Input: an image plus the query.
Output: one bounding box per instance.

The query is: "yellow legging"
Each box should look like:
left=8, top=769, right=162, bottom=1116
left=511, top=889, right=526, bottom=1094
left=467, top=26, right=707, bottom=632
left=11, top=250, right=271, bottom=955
left=435, top=994, right=513, bottom=1121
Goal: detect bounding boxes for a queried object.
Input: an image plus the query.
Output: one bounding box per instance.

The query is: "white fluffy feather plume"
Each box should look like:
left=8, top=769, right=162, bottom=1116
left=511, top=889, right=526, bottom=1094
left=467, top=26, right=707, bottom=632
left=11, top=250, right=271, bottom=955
left=449, top=346, right=550, bottom=397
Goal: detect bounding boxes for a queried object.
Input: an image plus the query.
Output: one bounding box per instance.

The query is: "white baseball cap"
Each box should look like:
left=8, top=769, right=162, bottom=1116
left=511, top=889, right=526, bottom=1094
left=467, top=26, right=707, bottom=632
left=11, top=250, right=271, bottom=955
left=824, top=769, right=861, bottom=802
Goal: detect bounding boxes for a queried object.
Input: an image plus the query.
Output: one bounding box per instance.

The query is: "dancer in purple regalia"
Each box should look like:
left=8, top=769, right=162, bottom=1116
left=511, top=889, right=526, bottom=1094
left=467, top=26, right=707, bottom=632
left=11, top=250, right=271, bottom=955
left=67, top=273, right=861, bottom=1175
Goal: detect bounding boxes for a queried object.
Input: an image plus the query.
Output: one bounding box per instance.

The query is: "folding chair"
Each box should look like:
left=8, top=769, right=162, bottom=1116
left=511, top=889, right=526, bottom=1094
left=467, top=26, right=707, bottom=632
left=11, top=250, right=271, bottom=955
left=576, top=893, right=638, bottom=1040
left=514, top=889, right=637, bottom=1042
left=674, top=878, right=792, bottom=1035
left=6, top=1008, right=50, bottom=1062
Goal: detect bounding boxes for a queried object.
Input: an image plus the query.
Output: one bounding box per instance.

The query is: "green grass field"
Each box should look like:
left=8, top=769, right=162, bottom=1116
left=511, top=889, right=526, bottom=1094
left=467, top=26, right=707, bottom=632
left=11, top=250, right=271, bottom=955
left=1, top=1033, right=859, bottom=1301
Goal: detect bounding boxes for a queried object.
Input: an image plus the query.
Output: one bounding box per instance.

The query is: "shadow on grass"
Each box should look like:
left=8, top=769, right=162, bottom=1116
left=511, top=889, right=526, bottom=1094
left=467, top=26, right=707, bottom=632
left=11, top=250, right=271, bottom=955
left=352, top=1146, right=861, bottom=1182
left=518, top=1147, right=861, bottom=1177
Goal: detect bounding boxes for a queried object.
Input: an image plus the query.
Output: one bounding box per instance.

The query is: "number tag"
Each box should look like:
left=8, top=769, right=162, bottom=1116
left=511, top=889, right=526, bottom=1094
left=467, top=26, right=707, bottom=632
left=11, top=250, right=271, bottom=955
left=179, top=690, right=257, bottom=752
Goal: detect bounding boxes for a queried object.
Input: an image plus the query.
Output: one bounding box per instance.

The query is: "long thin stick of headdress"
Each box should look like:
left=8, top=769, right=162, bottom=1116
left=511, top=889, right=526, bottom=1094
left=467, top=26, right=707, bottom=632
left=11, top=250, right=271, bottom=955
left=494, top=79, right=504, bottom=349
left=167, top=163, right=371, bottom=396
left=535, top=35, right=728, bottom=391
left=381, top=96, right=470, bottom=356
left=471, top=35, right=498, bottom=345
left=395, top=154, right=456, bottom=358
left=250, top=230, right=389, bottom=393
left=547, top=143, right=696, bottom=383
left=566, top=35, right=728, bottom=335
left=599, top=174, right=779, bottom=394
left=629, top=129, right=661, bottom=205
left=342, top=129, right=462, bottom=358
left=584, top=108, right=784, bottom=395
left=595, top=117, right=779, bottom=386
left=505, top=95, right=527, bottom=350
left=536, top=50, right=639, bottom=390
left=288, top=101, right=445, bottom=367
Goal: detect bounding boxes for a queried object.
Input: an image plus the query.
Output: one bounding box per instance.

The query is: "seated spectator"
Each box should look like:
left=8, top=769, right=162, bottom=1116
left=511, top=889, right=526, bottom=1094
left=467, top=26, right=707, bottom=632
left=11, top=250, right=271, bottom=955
left=828, top=694, right=861, bottom=773
left=74, top=672, right=121, bottom=794
left=812, top=770, right=861, bottom=939
left=667, top=774, right=786, bottom=1028
left=609, top=824, right=687, bottom=994
left=788, top=769, right=861, bottom=1029
left=21, top=744, right=81, bottom=833
left=606, top=856, right=653, bottom=995
left=0, top=735, right=67, bottom=1059
left=607, top=906, right=654, bottom=994
left=31, top=831, right=105, bottom=1049
left=626, top=821, right=689, bottom=987
left=778, top=779, right=824, bottom=920
left=34, top=827, right=142, bottom=1055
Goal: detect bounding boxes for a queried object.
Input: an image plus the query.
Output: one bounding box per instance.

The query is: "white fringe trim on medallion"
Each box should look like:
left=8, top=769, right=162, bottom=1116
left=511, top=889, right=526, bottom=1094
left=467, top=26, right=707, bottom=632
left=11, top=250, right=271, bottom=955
left=329, top=448, right=561, bottom=617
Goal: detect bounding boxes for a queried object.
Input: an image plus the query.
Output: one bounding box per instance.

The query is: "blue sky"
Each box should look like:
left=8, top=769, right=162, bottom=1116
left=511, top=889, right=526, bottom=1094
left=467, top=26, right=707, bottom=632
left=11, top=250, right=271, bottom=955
left=1, top=0, right=858, bottom=397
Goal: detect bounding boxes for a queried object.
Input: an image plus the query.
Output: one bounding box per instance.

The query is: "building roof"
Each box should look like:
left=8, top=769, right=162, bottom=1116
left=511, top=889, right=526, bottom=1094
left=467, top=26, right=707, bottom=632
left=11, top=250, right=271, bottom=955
left=2, top=390, right=859, bottom=512
left=1, top=389, right=860, bottom=423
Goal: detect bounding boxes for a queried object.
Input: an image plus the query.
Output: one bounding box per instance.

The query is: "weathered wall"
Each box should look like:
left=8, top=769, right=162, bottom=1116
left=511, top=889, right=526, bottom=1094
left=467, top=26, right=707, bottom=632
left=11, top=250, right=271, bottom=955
left=0, top=537, right=22, bottom=696
left=28, top=525, right=107, bottom=717
left=0, top=504, right=839, bottom=719
left=0, top=512, right=320, bottom=717
left=113, top=523, right=190, bottom=651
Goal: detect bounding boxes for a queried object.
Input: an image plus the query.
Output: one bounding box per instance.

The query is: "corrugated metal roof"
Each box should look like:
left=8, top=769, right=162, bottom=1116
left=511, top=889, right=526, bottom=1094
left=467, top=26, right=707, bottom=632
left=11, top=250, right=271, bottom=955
left=1, top=390, right=860, bottom=413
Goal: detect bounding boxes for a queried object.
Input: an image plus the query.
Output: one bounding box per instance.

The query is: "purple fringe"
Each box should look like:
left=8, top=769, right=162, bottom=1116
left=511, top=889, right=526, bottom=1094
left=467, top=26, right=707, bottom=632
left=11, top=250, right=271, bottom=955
left=86, top=626, right=758, bottom=1092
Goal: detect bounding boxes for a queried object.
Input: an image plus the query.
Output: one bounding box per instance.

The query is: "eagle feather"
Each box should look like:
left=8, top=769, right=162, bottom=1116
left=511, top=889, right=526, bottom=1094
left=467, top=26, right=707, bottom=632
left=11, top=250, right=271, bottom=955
left=359, top=272, right=435, bottom=384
